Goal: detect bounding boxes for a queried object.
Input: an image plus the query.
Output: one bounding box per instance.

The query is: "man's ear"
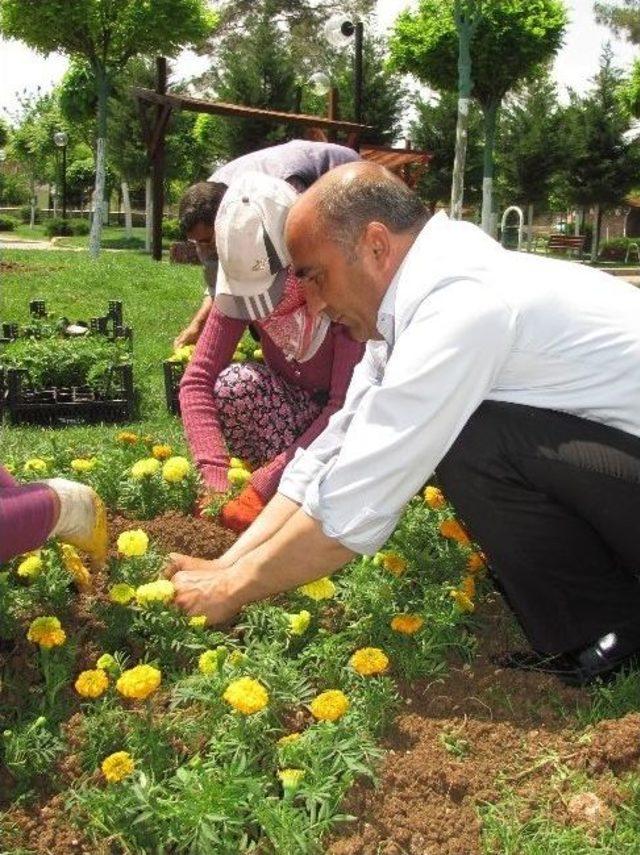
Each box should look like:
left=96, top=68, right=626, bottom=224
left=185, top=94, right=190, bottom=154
left=364, top=221, right=391, bottom=264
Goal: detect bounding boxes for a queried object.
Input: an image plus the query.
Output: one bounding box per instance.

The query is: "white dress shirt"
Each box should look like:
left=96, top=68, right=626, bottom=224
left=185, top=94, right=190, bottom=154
left=278, top=212, right=640, bottom=555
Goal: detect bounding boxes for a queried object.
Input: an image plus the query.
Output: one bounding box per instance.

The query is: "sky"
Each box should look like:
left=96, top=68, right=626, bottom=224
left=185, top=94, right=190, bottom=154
left=0, top=0, right=637, bottom=122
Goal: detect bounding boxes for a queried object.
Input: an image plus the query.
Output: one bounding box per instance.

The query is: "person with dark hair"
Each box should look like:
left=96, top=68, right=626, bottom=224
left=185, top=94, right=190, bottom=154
left=0, top=466, right=107, bottom=565
left=173, top=140, right=360, bottom=349
left=167, top=161, right=640, bottom=687
left=179, top=171, right=364, bottom=532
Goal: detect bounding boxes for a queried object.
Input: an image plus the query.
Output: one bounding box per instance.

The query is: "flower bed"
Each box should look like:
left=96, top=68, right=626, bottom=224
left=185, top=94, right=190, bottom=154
left=0, top=439, right=487, bottom=854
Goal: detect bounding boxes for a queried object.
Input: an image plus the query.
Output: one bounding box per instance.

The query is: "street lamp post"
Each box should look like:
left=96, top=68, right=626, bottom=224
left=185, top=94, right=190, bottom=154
left=53, top=131, right=68, bottom=219
left=324, top=15, right=364, bottom=126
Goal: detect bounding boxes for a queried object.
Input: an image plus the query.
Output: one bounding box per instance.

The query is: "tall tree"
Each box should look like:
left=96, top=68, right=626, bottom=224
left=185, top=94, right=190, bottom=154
left=0, top=0, right=215, bottom=257
left=561, top=46, right=639, bottom=261
left=389, top=0, right=566, bottom=234
left=409, top=90, right=484, bottom=212
left=497, top=75, right=565, bottom=249
left=595, top=0, right=640, bottom=42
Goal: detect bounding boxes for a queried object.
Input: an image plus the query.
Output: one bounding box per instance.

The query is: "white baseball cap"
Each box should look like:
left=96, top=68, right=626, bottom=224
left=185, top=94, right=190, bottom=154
left=214, top=171, right=298, bottom=320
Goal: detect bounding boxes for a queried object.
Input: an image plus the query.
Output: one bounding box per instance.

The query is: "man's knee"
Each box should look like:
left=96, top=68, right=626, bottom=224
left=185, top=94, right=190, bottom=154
left=438, top=401, right=506, bottom=482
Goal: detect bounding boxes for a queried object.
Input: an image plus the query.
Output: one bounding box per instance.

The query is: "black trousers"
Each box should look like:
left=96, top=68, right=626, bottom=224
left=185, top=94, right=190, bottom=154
left=436, top=401, right=640, bottom=654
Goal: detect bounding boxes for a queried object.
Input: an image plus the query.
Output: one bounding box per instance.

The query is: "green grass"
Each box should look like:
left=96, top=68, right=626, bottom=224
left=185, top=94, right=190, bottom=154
left=1, top=248, right=202, bottom=455
left=6, top=225, right=172, bottom=251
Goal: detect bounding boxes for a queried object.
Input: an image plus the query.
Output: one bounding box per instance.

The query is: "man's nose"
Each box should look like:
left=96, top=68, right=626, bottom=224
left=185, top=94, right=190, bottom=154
left=303, top=282, right=327, bottom=317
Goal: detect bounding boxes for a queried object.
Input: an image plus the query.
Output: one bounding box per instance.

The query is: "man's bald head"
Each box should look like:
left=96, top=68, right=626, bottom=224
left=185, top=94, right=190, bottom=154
left=287, top=161, right=429, bottom=255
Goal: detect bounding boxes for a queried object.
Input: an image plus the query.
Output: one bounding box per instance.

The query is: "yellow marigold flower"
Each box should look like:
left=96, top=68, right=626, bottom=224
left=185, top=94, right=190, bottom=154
left=101, top=751, right=135, bottom=783
left=350, top=647, right=389, bottom=676
left=116, top=664, right=161, bottom=701
left=278, top=768, right=304, bottom=790
left=189, top=615, right=207, bottom=629
left=439, top=518, right=471, bottom=545
left=152, top=444, right=173, bottom=461
left=253, top=348, right=264, bottom=362
left=27, top=616, right=66, bottom=648
left=135, top=579, right=175, bottom=606
left=198, top=648, right=225, bottom=676
left=116, top=431, right=139, bottom=444
left=131, top=458, right=161, bottom=480
left=228, top=466, right=251, bottom=486
left=223, top=677, right=269, bottom=715
left=286, top=610, right=311, bottom=635
left=467, top=552, right=486, bottom=574
left=450, top=589, right=475, bottom=613
left=423, top=485, right=446, bottom=509
left=390, top=614, right=424, bottom=635
left=460, top=574, right=476, bottom=600
left=60, top=543, right=91, bottom=590
left=109, top=583, right=136, bottom=605
left=23, top=458, right=48, bottom=474
left=277, top=732, right=301, bottom=747
left=17, top=552, right=43, bottom=580
left=229, top=650, right=246, bottom=666
left=297, top=577, right=336, bottom=601
left=169, top=345, right=195, bottom=363
left=75, top=668, right=109, bottom=699
left=162, top=456, right=191, bottom=483
left=380, top=552, right=408, bottom=576
left=309, top=689, right=349, bottom=722
left=96, top=653, right=118, bottom=674
left=229, top=457, right=250, bottom=471
left=70, top=458, right=96, bottom=473
left=117, top=529, right=149, bottom=558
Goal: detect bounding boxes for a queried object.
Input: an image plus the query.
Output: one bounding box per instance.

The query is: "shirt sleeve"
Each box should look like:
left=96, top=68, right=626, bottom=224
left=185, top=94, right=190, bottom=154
left=179, top=305, right=245, bottom=491
left=277, top=338, right=383, bottom=504
left=250, top=326, right=365, bottom=500
left=301, top=281, right=514, bottom=554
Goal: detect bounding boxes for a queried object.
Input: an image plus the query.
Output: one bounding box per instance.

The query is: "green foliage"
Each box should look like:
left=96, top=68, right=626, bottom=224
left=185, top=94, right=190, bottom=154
left=162, top=217, right=186, bottom=241
left=0, top=214, right=17, bottom=231
left=595, top=0, right=640, bottom=44
left=2, top=716, right=66, bottom=792
left=44, top=216, right=73, bottom=237
left=0, top=335, right=131, bottom=392
left=19, top=204, right=41, bottom=223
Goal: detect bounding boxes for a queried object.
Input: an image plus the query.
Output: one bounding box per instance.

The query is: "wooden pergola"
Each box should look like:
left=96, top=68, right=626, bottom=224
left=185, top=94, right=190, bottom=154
left=135, top=58, right=432, bottom=259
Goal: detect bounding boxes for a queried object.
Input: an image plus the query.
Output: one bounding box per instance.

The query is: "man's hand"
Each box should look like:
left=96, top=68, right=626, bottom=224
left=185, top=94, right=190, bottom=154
left=173, top=321, right=201, bottom=350
left=163, top=552, right=228, bottom=579
left=169, top=554, right=241, bottom=625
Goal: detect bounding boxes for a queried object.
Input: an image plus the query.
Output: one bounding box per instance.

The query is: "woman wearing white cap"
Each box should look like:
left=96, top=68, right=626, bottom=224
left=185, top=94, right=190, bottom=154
left=179, top=172, right=364, bottom=532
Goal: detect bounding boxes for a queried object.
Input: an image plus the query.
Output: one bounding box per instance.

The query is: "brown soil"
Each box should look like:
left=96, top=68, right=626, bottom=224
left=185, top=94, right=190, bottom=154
left=325, top=595, right=635, bottom=855
left=108, top=509, right=236, bottom=560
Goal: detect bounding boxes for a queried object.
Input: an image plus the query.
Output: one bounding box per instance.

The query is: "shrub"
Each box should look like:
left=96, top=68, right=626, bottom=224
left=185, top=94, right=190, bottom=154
left=19, top=204, right=41, bottom=224
left=162, top=217, right=186, bottom=241
left=0, top=215, right=17, bottom=231
left=69, top=218, right=90, bottom=236
left=44, top=217, right=73, bottom=237
left=598, top=237, right=638, bottom=262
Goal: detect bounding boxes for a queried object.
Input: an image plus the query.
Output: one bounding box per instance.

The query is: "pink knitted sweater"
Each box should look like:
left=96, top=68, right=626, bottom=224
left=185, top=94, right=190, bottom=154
left=180, top=305, right=364, bottom=499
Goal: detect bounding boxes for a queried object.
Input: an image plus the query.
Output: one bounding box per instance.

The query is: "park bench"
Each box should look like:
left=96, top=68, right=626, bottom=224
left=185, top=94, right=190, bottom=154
left=546, top=234, right=586, bottom=259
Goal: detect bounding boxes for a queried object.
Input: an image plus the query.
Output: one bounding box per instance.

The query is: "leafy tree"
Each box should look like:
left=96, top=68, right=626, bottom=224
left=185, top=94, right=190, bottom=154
left=0, top=0, right=216, bottom=257
left=389, top=0, right=567, bottom=233
left=595, top=0, right=640, bottom=42
left=560, top=46, right=639, bottom=261
left=409, top=90, right=483, bottom=212
left=497, top=75, right=565, bottom=248
left=0, top=118, right=8, bottom=148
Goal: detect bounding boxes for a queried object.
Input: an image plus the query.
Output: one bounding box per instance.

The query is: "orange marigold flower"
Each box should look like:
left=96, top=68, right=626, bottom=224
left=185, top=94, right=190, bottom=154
left=116, top=431, right=139, bottom=445
left=380, top=552, right=408, bottom=576
left=450, top=589, right=475, bottom=613
left=467, top=552, right=486, bottom=574
left=152, top=444, right=173, bottom=461
left=460, top=574, right=476, bottom=600
left=390, top=613, right=424, bottom=635
left=439, top=519, right=471, bottom=545
left=423, top=485, right=446, bottom=509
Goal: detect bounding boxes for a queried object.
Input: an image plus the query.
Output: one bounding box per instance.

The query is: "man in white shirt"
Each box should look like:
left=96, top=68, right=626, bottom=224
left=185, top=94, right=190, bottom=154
left=168, top=161, right=640, bottom=686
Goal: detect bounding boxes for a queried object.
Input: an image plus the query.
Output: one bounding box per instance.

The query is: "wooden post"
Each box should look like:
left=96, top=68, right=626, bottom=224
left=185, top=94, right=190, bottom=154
left=152, top=57, right=167, bottom=261
left=327, top=87, right=339, bottom=143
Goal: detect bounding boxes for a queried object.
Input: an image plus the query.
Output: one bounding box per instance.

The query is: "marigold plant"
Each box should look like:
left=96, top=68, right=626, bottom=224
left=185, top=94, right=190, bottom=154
left=60, top=544, right=91, bottom=590
left=450, top=589, right=475, bottom=613
left=116, top=664, right=161, bottom=701
left=390, top=614, right=424, bottom=635
left=75, top=668, right=109, bottom=699
left=223, top=677, right=269, bottom=715
left=27, top=616, right=66, bottom=648
left=70, top=458, right=96, bottom=473
left=109, top=583, right=136, bottom=605
left=189, top=615, right=207, bottom=629
left=278, top=768, right=304, bottom=791
left=151, top=444, right=173, bottom=461
left=423, top=485, right=446, bottom=509
left=162, top=456, right=191, bottom=483
left=297, top=577, right=336, bottom=601
left=117, top=529, right=149, bottom=558
left=17, top=552, right=43, bottom=580
left=131, top=458, right=161, bottom=480
left=116, top=431, right=139, bottom=445
left=350, top=647, right=390, bottom=676
left=101, top=751, right=135, bottom=783
left=309, top=689, right=349, bottom=722
left=439, top=519, right=471, bottom=545
left=286, top=610, right=311, bottom=635
left=23, top=458, right=48, bottom=474
left=467, top=552, right=486, bottom=574
left=96, top=653, right=118, bottom=674
left=228, top=467, right=251, bottom=486
left=135, top=579, right=175, bottom=606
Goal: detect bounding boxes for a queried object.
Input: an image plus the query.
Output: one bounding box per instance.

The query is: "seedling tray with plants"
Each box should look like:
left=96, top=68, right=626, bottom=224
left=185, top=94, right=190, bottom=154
left=0, top=300, right=135, bottom=424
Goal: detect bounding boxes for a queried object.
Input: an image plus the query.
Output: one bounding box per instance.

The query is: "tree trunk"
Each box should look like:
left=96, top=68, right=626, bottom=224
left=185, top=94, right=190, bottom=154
left=450, top=1, right=480, bottom=220
left=121, top=180, right=133, bottom=238
left=29, top=177, right=36, bottom=229
left=89, top=64, right=109, bottom=259
left=590, top=203, right=601, bottom=264
left=145, top=175, right=153, bottom=253
left=481, top=99, right=499, bottom=235
left=527, top=203, right=534, bottom=252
